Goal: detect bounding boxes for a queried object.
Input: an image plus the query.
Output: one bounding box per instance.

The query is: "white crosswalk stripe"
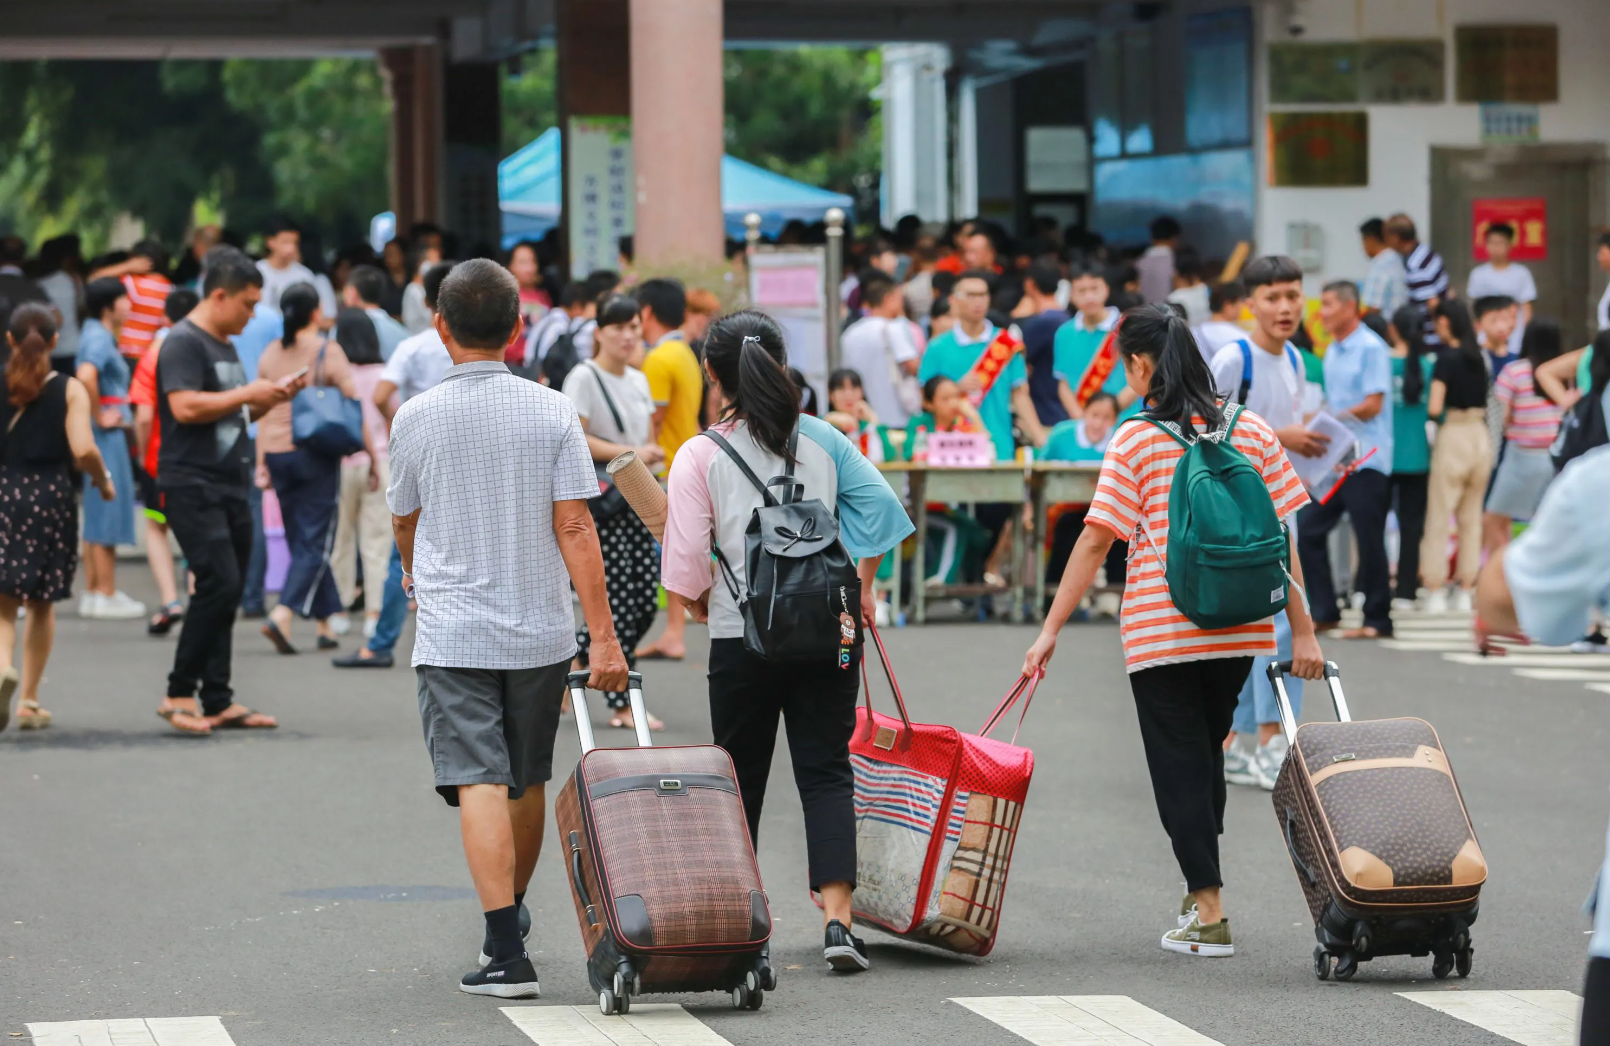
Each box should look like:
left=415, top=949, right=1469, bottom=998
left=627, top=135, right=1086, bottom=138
left=949, top=996, right=1224, bottom=1046
left=1353, top=606, right=1610, bottom=697
left=25, top=1018, right=236, bottom=1046
left=503, top=1004, right=736, bottom=1045
left=1398, top=990, right=1583, bottom=1046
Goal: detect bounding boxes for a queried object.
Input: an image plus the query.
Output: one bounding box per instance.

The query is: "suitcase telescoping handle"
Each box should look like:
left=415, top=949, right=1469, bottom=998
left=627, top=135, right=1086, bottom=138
left=1267, top=660, right=1349, bottom=742
left=568, top=670, right=649, bottom=754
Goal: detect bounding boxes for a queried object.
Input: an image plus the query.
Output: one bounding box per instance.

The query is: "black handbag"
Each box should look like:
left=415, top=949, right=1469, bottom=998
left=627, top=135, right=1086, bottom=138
left=1551, top=384, right=1608, bottom=472
left=580, top=362, right=632, bottom=523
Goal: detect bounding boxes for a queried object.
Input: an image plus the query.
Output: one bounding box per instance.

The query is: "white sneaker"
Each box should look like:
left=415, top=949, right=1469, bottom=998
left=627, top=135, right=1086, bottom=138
left=1450, top=588, right=1473, bottom=614
left=328, top=613, right=352, bottom=636
left=1223, top=744, right=1261, bottom=787
left=1254, top=736, right=1289, bottom=791
left=363, top=613, right=379, bottom=640
left=78, top=592, right=102, bottom=618
left=1391, top=597, right=1418, bottom=613
left=1093, top=591, right=1121, bottom=619
left=93, top=591, right=147, bottom=619
left=1570, top=633, right=1610, bottom=654
left=1422, top=588, right=1449, bottom=614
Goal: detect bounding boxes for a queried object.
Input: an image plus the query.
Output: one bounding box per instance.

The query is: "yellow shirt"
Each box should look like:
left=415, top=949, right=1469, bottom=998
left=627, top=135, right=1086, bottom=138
left=642, top=335, right=703, bottom=469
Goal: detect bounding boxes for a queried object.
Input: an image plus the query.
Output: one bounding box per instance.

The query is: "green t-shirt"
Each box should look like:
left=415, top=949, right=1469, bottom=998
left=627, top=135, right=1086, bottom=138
left=1580, top=345, right=1594, bottom=395
left=1050, top=310, right=1140, bottom=420
left=916, top=325, right=1026, bottom=461
left=1390, top=354, right=1436, bottom=474
left=1040, top=419, right=1109, bottom=462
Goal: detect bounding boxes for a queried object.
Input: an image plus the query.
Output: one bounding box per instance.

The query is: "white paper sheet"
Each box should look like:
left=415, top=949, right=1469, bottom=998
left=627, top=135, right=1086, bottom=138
left=1288, top=412, right=1358, bottom=493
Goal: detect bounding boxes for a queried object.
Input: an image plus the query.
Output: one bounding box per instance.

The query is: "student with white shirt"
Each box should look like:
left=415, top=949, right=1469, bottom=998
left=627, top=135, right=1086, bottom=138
left=255, top=217, right=322, bottom=312
left=1166, top=246, right=1211, bottom=325
left=560, top=295, right=664, bottom=732
left=1467, top=223, right=1536, bottom=355
left=839, top=271, right=920, bottom=426
left=1208, top=255, right=1328, bottom=791
left=1194, top=281, right=1249, bottom=362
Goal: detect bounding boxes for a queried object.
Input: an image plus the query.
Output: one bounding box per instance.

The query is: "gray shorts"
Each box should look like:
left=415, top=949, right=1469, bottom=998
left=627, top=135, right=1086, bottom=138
left=416, top=661, right=570, bottom=807
left=1485, top=442, right=1554, bottom=520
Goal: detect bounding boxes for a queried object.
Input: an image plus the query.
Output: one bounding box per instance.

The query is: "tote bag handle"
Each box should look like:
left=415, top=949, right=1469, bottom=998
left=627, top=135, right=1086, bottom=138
left=978, top=672, right=1041, bottom=746
left=858, top=622, right=914, bottom=750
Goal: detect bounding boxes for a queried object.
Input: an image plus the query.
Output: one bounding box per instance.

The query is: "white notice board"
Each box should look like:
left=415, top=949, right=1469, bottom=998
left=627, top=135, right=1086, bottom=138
left=567, top=116, right=635, bottom=279
left=748, top=246, right=828, bottom=407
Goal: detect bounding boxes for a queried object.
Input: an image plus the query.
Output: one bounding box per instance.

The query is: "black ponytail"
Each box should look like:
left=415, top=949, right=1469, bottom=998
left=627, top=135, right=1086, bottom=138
left=704, top=309, right=799, bottom=464
left=1119, top=303, right=1222, bottom=439
left=1435, top=298, right=1481, bottom=366
left=1391, top=303, right=1429, bottom=406
left=280, top=281, right=321, bottom=344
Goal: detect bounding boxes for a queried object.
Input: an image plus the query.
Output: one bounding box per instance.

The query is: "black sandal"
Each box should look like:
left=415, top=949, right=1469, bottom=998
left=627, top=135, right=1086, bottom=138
left=261, top=620, right=297, bottom=655
left=148, top=602, right=184, bottom=636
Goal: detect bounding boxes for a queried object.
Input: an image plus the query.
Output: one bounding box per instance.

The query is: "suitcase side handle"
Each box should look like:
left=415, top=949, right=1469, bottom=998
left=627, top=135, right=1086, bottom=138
left=567, top=670, right=650, bottom=754
left=1267, top=660, right=1349, bottom=741
left=1282, top=806, right=1318, bottom=887
left=568, top=830, right=597, bottom=926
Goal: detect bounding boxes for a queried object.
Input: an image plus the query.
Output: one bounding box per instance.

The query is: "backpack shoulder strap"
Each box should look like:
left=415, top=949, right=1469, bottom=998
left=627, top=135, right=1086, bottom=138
left=703, top=429, right=778, bottom=507
left=583, top=361, right=625, bottom=434
left=1284, top=343, right=1302, bottom=379
left=1139, top=415, right=1192, bottom=449
left=1223, top=403, right=1246, bottom=438
left=1236, top=339, right=1252, bottom=405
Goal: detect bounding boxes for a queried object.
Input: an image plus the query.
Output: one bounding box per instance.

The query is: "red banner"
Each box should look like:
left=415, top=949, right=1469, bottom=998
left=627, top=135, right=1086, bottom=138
left=965, top=330, right=1023, bottom=405
left=1472, top=197, right=1547, bottom=261
left=1072, top=324, right=1121, bottom=410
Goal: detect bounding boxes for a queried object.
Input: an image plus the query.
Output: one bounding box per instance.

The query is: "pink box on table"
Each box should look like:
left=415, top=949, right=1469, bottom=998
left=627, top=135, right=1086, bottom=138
left=927, top=431, right=995, bottom=468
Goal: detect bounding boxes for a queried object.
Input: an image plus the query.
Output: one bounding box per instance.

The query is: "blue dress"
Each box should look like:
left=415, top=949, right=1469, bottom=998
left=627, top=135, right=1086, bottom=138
left=76, top=319, right=136, bottom=547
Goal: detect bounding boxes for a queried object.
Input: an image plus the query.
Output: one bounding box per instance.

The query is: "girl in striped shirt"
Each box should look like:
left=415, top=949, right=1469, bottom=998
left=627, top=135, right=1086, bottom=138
left=1485, top=320, right=1565, bottom=553
left=1021, top=305, right=1326, bottom=958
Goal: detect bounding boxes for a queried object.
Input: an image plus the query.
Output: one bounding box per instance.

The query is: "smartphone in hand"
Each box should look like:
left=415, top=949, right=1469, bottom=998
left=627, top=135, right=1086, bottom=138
left=277, top=365, right=311, bottom=387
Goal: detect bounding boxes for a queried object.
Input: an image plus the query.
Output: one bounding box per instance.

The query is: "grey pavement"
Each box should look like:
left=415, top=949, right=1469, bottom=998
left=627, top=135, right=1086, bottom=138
left=1, top=574, right=1604, bottom=1045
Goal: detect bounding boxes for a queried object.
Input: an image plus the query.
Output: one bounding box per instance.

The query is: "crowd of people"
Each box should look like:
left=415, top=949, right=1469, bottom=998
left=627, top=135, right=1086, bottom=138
left=0, top=207, right=1605, bottom=1023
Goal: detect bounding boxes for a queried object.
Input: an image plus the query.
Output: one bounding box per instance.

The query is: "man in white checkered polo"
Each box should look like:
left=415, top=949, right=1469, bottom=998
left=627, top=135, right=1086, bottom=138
left=387, top=258, right=627, bottom=998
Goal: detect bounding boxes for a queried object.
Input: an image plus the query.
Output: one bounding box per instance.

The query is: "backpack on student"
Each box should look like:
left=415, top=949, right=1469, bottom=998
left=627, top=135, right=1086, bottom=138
left=541, top=325, right=581, bottom=390
left=1234, top=339, right=1303, bottom=406
left=1551, top=383, right=1609, bottom=473
left=704, top=424, right=863, bottom=664
left=1137, top=405, right=1291, bottom=630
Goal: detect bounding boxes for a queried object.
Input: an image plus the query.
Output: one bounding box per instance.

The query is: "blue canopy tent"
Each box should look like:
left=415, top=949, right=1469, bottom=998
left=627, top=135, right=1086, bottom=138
left=498, top=128, right=854, bottom=248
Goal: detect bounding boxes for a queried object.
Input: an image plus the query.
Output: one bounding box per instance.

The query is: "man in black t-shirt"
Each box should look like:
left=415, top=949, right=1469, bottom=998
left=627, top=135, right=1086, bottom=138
left=1017, top=260, right=1070, bottom=426
left=155, top=246, right=304, bottom=735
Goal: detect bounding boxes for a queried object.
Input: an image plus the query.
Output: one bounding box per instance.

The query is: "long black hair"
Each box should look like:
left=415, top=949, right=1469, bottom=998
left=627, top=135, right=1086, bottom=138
left=704, top=309, right=799, bottom=463
left=1435, top=298, right=1480, bottom=364
left=280, top=281, right=321, bottom=343
left=1390, top=304, right=1430, bottom=406
left=334, top=307, right=383, bottom=366
left=1590, top=329, right=1610, bottom=397
left=1519, top=317, right=1562, bottom=368
left=1119, top=304, right=1221, bottom=439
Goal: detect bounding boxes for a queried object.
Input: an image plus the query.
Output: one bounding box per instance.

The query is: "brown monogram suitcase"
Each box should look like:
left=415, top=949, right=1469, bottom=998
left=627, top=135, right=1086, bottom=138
left=553, top=672, right=775, bottom=1016
left=1269, top=662, right=1486, bottom=982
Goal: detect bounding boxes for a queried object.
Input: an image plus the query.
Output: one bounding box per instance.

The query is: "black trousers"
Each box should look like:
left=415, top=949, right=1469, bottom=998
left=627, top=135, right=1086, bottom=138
left=708, top=638, right=860, bottom=892
left=1297, top=467, right=1393, bottom=633
left=1047, top=508, right=1129, bottom=593
left=162, top=484, right=253, bottom=715
left=1129, top=656, right=1253, bottom=894
left=1585, top=957, right=1610, bottom=1046
left=1390, top=472, right=1429, bottom=601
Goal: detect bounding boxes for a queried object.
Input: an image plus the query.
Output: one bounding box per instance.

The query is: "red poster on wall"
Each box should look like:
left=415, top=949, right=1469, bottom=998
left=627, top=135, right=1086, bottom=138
left=1472, top=197, right=1547, bottom=261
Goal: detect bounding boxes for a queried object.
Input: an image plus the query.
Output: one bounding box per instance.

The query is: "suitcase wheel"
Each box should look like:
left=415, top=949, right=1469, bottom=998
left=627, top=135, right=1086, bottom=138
left=599, top=989, right=618, bottom=1015
left=1333, top=950, right=1359, bottom=981
left=1433, top=952, right=1455, bottom=979
left=732, top=985, right=764, bottom=1011
left=1313, top=946, right=1332, bottom=981
left=1457, top=946, right=1473, bottom=978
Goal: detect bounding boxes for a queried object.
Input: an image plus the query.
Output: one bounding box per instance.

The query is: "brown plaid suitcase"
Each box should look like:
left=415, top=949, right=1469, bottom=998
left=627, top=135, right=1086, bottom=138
left=1269, top=662, right=1486, bottom=983
left=553, top=671, right=775, bottom=1016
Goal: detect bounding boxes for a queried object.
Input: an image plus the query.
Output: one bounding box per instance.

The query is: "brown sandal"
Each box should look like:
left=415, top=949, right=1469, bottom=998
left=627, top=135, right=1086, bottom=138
left=16, top=699, right=50, bottom=730
left=157, top=703, right=212, bottom=735
left=213, top=707, right=278, bottom=730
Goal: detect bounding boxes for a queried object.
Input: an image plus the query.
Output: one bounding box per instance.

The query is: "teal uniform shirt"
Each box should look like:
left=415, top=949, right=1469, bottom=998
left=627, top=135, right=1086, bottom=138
left=1051, top=307, right=1138, bottom=420
left=1391, top=354, right=1436, bottom=474
left=917, top=323, right=1025, bottom=461
left=1041, top=419, right=1111, bottom=463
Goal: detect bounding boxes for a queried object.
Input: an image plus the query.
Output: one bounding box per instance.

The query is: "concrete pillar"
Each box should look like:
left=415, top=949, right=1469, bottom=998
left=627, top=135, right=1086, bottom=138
left=443, top=61, right=503, bottom=254
left=630, top=0, right=725, bottom=267
left=380, top=44, right=443, bottom=231
left=953, top=74, right=979, bottom=219
left=882, top=43, right=951, bottom=225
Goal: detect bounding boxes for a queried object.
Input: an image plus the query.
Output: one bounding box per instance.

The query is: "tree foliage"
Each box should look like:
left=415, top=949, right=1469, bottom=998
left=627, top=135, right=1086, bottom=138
left=723, top=47, right=882, bottom=196
left=500, top=48, right=558, bottom=157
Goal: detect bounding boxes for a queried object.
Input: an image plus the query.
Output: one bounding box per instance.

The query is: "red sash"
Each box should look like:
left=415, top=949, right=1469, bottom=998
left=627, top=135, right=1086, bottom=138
left=1071, top=323, right=1120, bottom=410
left=964, top=330, right=1022, bottom=405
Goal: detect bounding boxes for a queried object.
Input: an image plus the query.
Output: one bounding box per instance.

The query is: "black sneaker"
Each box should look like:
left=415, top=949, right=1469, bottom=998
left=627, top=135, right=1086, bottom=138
left=459, top=953, right=540, bottom=998
left=478, top=901, right=532, bottom=966
left=823, top=920, right=869, bottom=972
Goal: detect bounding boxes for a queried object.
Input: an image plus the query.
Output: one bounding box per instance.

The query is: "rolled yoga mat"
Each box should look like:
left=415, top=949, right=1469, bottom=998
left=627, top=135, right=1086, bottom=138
left=608, top=451, right=668, bottom=541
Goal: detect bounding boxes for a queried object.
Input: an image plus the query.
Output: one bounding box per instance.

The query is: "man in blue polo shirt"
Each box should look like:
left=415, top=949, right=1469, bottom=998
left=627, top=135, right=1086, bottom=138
left=1301, top=279, right=1394, bottom=637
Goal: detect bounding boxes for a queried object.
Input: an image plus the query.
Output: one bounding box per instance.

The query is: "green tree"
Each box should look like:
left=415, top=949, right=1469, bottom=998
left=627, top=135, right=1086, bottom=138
left=221, top=58, right=391, bottom=247
left=501, top=48, right=558, bottom=156
left=723, top=47, right=882, bottom=194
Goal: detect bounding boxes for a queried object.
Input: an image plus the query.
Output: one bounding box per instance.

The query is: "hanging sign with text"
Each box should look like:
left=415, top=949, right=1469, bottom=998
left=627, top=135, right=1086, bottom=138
left=1472, top=197, right=1546, bottom=261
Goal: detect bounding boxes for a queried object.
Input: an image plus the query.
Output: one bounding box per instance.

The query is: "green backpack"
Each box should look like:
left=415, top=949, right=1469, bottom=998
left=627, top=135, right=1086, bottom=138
left=1137, top=405, right=1292, bottom=630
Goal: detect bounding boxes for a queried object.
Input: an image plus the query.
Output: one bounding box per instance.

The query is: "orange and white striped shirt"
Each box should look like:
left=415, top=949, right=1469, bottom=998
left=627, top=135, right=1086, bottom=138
left=119, top=273, right=173, bottom=357
left=1086, top=407, right=1309, bottom=673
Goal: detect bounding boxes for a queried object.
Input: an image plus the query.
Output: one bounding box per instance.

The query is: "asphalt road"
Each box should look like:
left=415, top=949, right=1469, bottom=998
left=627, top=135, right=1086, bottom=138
left=2, top=577, right=1605, bottom=1045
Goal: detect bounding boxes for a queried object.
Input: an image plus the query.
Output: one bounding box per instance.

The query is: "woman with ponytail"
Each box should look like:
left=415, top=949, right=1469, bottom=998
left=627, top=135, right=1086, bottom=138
left=0, top=303, right=116, bottom=730
left=660, top=309, right=912, bottom=974
left=254, top=281, right=373, bottom=654
left=1387, top=304, right=1435, bottom=605
left=1021, top=304, right=1325, bottom=959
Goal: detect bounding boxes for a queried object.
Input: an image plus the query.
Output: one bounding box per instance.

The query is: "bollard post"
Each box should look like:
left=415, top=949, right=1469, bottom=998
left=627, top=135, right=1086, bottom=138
left=824, top=207, right=845, bottom=375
